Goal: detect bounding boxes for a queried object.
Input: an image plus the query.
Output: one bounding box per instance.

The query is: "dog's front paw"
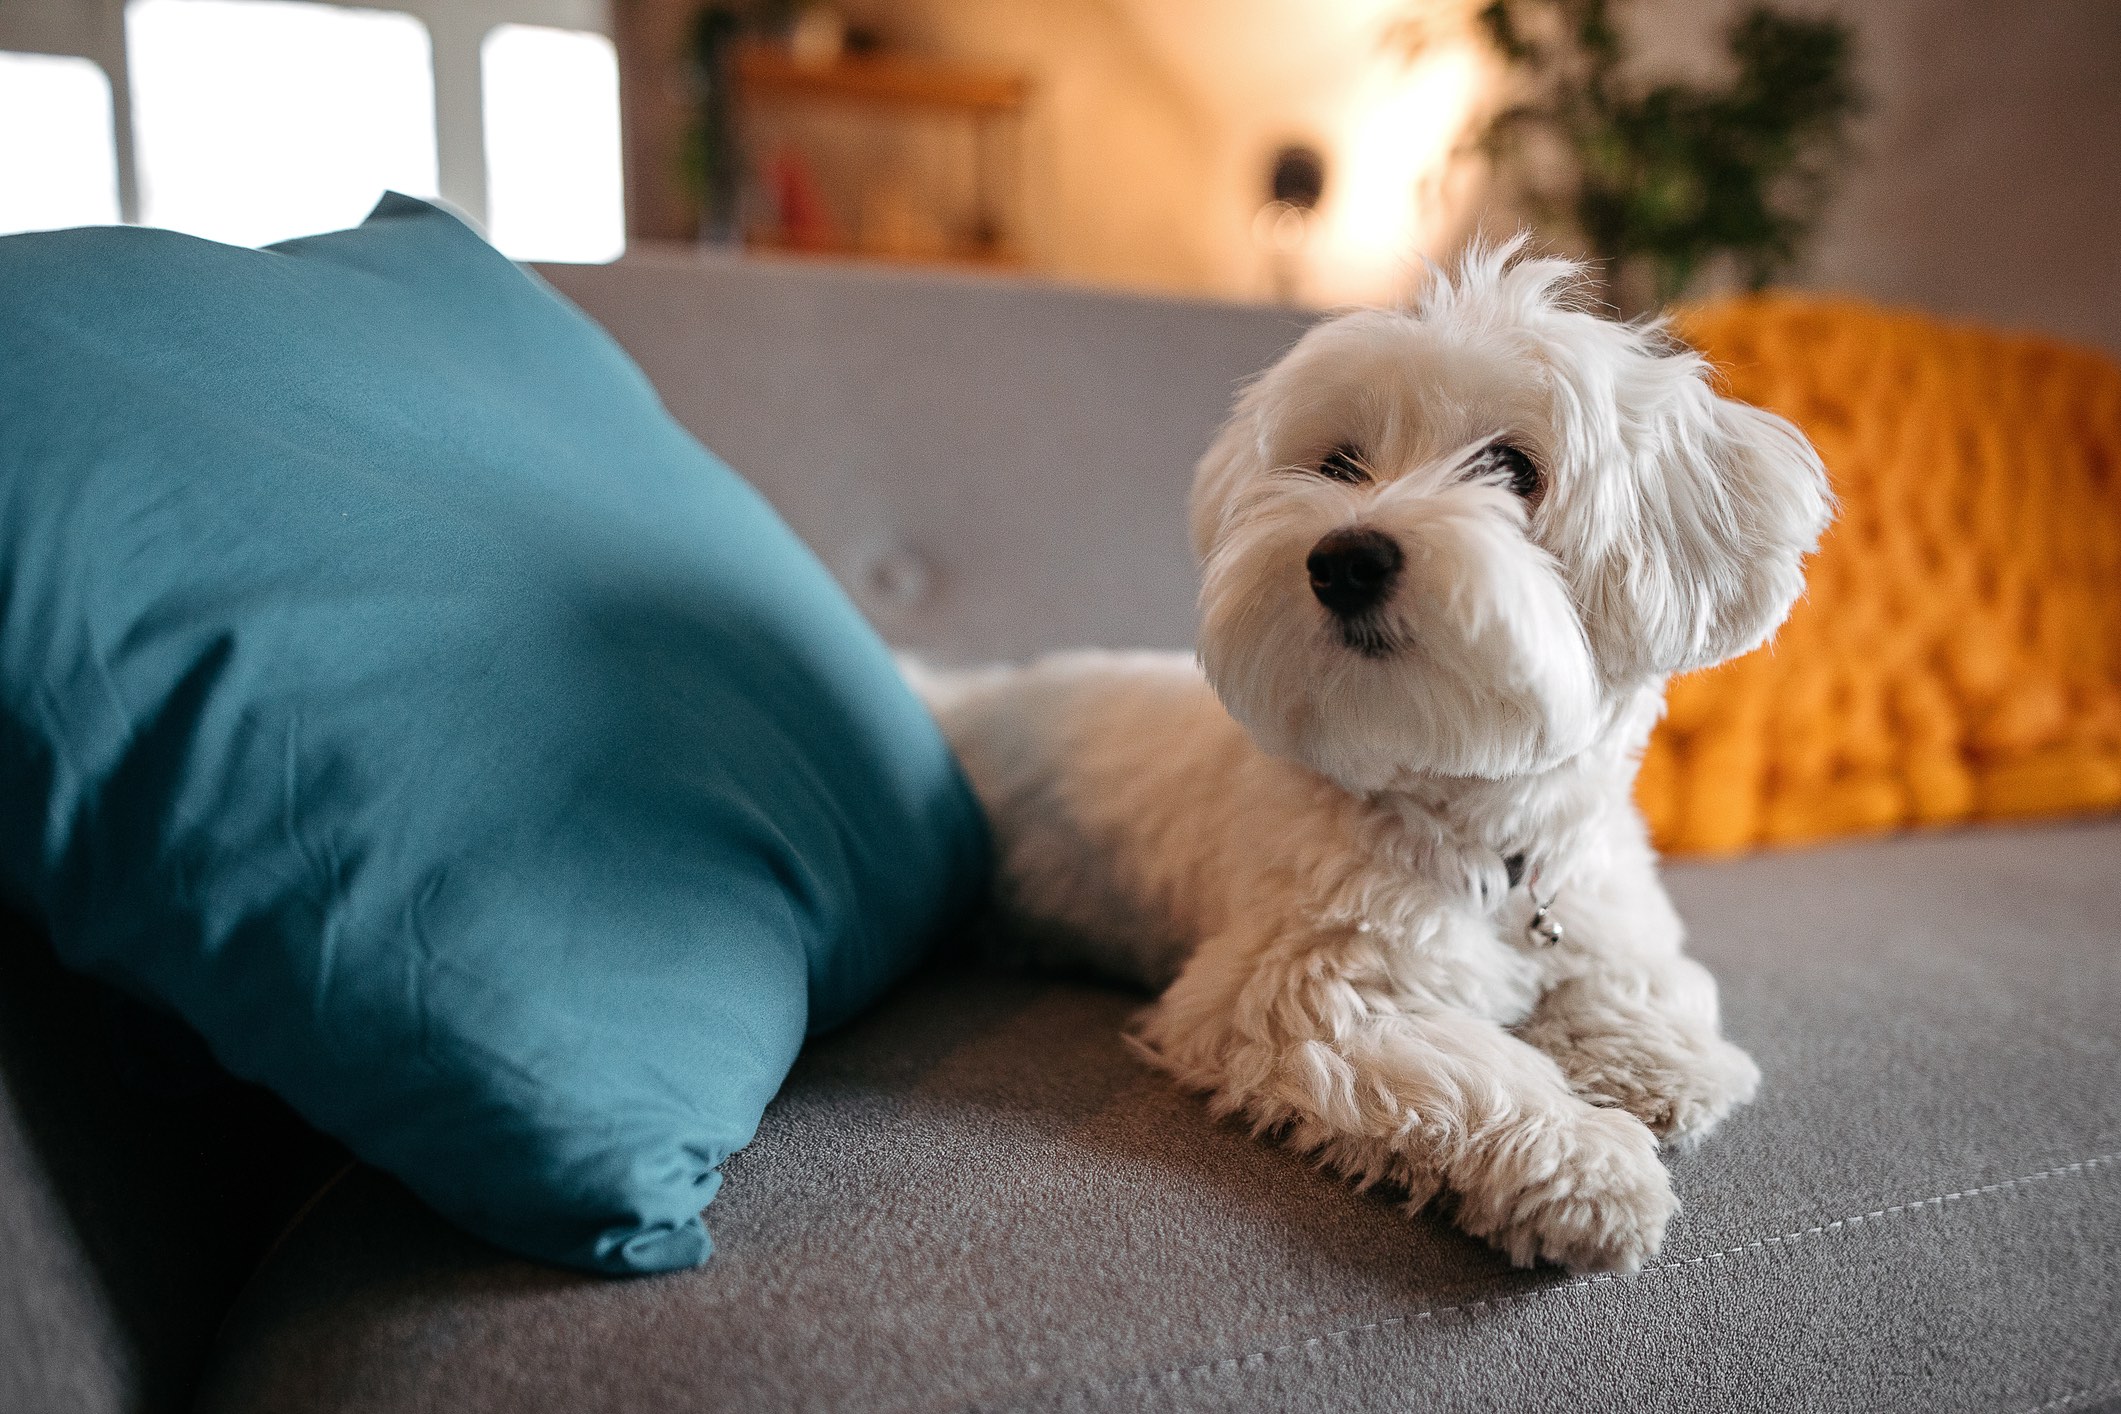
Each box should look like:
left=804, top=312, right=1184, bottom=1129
left=1456, top=1106, right=1677, bottom=1274
left=1518, top=1013, right=1764, bottom=1144
left=1639, top=1035, right=1760, bottom=1145
left=1543, top=1028, right=1761, bottom=1147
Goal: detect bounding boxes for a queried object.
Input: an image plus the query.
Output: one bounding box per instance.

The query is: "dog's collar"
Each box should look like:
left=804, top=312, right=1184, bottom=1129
left=1501, top=851, right=1565, bottom=948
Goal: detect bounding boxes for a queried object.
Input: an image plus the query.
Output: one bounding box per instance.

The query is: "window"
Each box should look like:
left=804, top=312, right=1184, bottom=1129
left=125, top=0, right=439, bottom=248
left=482, top=24, right=624, bottom=264
left=3, top=0, right=622, bottom=255
left=0, top=51, right=122, bottom=236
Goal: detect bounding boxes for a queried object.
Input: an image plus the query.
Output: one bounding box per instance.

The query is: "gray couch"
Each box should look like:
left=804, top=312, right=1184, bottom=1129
left=3, top=251, right=2116, bottom=1414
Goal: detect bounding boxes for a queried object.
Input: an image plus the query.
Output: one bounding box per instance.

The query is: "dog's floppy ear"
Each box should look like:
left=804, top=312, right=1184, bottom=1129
left=1630, top=381, right=1834, bottom=676
left=1189, top=407, right=1259, bottom=563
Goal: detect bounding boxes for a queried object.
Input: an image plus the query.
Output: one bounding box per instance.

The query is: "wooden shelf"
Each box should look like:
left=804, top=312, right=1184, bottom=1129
left=735, top=44, right=1028, bottom=116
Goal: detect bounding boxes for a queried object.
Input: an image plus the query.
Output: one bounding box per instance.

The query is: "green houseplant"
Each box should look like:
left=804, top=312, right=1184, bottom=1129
left=1409, top=0, right=1864, bottom=313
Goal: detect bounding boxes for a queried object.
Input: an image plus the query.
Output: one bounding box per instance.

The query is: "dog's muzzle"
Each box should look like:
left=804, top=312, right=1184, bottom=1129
left=1308, top=527, right=1402, bottom=619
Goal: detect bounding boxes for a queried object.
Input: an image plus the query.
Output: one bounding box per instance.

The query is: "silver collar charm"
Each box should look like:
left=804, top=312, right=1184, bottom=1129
left=1525, top=892, right=1565, bottom=948
left=1502, top=851, right=1565, bottom=948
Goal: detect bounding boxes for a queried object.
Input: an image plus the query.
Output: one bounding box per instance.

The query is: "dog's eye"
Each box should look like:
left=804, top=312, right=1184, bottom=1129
left=1480, top=441, right=1543, bottom=502
left=1316, top=444, right=1369, bottom=484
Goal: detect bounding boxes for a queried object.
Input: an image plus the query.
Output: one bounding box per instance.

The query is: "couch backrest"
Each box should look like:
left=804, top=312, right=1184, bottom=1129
left=541, top=252, right=1311, bottom=663
left=548, top=258, right=2121, bottom=857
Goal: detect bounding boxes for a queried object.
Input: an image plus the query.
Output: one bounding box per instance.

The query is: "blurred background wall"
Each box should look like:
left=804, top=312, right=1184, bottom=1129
left=618, top=0, right=2121, bottom=353
left=1643, top=0, right=2121, bottom=356
left=3, top=0, right=2115, bottom=352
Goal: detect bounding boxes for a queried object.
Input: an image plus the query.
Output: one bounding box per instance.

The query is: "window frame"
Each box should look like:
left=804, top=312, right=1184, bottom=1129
left=0, top=0, right=613, bottom=232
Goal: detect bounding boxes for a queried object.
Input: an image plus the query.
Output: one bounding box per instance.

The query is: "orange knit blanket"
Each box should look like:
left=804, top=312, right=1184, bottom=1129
left=1639, top=297, right=2121, bottom=855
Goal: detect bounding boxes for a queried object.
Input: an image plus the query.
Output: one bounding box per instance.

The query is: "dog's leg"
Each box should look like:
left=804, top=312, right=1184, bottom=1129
left=1517, top=958, right=1760, bottom=1147
left=1136, top=928, right=1677, bottom=1273
left=1514, top=815, right=1761, bottom=1145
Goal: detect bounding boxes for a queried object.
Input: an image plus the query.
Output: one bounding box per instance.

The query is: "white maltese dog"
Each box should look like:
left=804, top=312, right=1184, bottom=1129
left=918, top=242, right=1831, bottom=1273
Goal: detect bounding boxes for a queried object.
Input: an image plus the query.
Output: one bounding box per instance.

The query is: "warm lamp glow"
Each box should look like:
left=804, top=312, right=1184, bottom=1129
left=1313, top=43, right=1484, bottom=306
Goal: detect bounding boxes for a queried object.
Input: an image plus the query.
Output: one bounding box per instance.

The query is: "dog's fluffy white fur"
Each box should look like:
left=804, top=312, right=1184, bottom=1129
left=917, top=242, right=1831, bottom=1273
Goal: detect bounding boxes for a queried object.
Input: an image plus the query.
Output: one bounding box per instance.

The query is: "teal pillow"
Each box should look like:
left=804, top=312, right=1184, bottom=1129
left=0, top=195, right=988, bottom=1274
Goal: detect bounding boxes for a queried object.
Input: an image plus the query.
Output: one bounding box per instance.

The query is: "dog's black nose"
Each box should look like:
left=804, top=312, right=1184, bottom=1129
left=1307, top=527, right=1403, bottom=618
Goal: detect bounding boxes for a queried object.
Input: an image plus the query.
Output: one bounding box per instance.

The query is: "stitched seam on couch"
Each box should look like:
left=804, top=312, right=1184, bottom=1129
left=1116, top=1149, right=2121, bottom=1396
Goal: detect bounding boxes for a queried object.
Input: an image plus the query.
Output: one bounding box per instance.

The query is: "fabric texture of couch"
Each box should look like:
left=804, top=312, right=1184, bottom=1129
left=196, top=820, right=2121, bottom=1413
left=2, top=247, right=2116, bottom=1413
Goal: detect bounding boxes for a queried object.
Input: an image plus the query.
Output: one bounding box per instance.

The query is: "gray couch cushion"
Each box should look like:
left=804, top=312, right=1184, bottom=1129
left=537, top=254, right=1309, bottom=663
left=196, top=819, right=2121, bottom=1413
